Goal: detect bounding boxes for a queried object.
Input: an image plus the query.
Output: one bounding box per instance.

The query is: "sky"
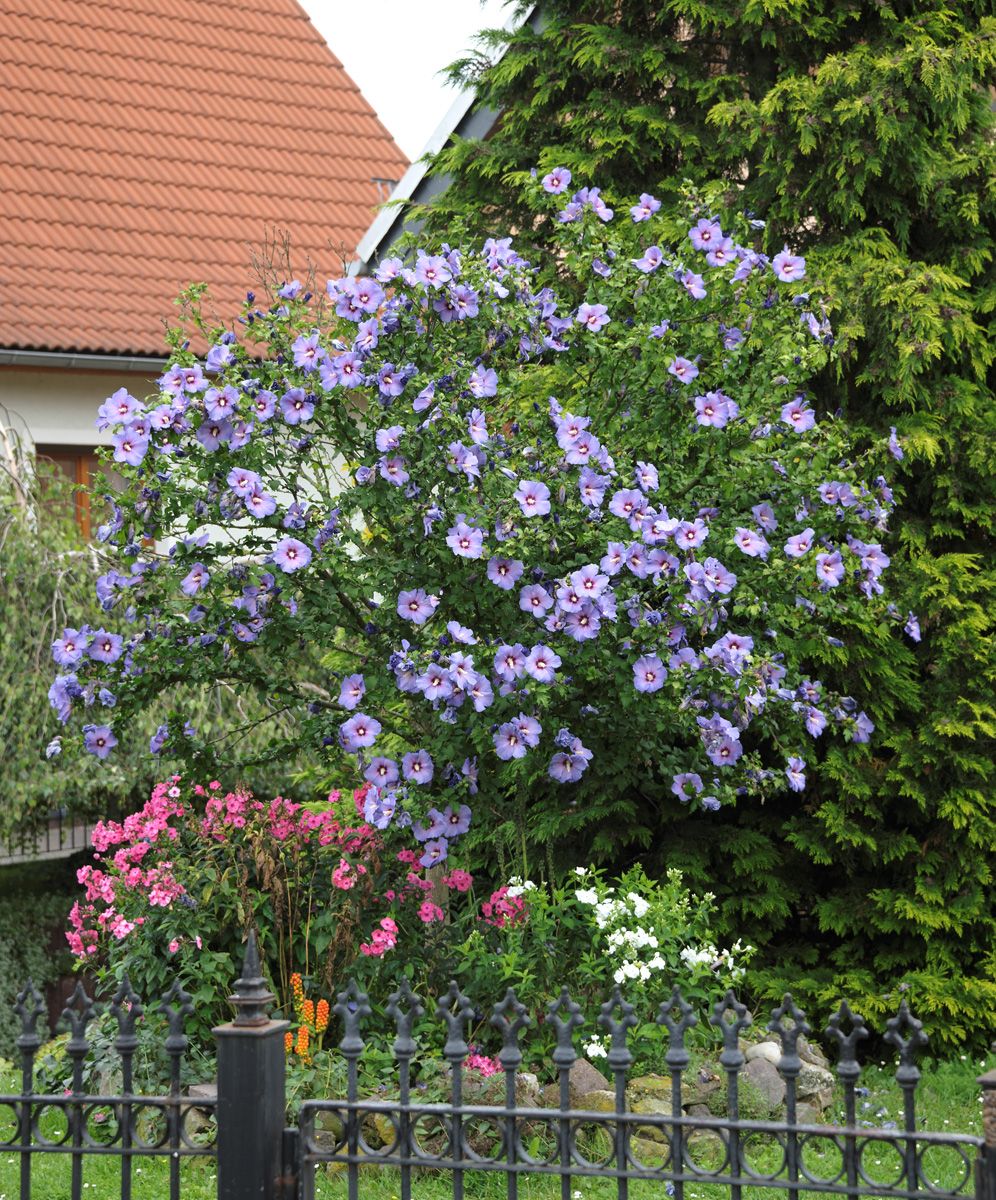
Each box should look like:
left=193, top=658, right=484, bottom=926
left=301, top=0, right=515, bottom=162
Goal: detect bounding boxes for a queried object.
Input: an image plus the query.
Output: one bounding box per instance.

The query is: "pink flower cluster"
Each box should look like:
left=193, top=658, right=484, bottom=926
left=359, top=916, right=398, bottom=958
left=200, top=784, right=376, bottom=854
left=480, top=886, right=528, bottom=928
left=67, top=899, right=141, bottom=955
left=465, top=1047, right=502, bottom=1076
left=382, top=865, right=435, bottom=904
left=91, top=779, right=186, bottom=852
left=66, top=777, right=479, bottom=973
left=442, top=869, right=473, bottom=892
left=68, top=780, right=193, bottom=956
left=332, top=857, right=368, bottom=890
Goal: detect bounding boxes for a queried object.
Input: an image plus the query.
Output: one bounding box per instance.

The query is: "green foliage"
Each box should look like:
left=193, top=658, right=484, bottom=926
left=34, top=1011, right=214, bottom=1100
left=417, top=0, right=996, bottom=1046
left=0, top=427, right=160, bottom=837
left=0, top=885, right=73, bottom=1060
left=0, top=418, right=313, bottom=838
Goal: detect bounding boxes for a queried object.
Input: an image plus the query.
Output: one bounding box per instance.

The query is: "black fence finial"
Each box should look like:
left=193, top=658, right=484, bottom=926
left=230, top=930, right=275, bottom=1027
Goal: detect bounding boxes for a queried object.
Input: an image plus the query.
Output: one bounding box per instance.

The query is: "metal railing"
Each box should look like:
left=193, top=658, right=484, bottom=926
left=0, top=811, right=94, bottom=865
left=2, top=935, right=993, bottom=1200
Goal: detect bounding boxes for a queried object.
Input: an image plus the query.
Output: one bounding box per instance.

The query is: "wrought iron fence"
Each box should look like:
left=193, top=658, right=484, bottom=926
left=2, top=974, right=215, bottom=1200
left=1, top=933, right=994, bottom=1200
left=296, top=979, right=993, bottom=1200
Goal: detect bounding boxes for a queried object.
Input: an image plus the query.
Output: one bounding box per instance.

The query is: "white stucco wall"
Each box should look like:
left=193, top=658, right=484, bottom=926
left=0, top=367, right=159, bottom=450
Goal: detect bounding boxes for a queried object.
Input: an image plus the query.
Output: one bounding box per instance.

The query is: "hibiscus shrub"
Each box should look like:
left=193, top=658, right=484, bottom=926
left=51, top=179, right=910, bottom=881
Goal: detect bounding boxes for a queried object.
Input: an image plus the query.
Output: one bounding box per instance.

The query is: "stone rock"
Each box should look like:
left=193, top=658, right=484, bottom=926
left=798, top=1037, right=829, bottom=1069
left=183, top=1082, right=218, bottom=1138
left=797, top=1061, right=835, bottom=1100
left=743, top=1058, right=786, bottom=1112
left=681, top=1068, right=722, bottom=1107
left=630, top=1135, right=669, bottom=1166
left=796, top=1102, right=822, bottom=1125
left=628, top=1074, right=673, bottom=1102
left=314, top=1109, right=344, bottom=1150
left=569, top=1058, right=610, bottom=1103
left=688, top=1125, right=725, bottom=1149
left=370, top=1113, right=397, bottom=1148
left=630, top=1097, right=673, bottom=1142
left=813, top=1087, right=834, bottom=1111
left=575, top=1089, right=617, bottom=1113
left=541, top=1083, right=561, bottom=1107
left=631, top=1096, right=672, bottom=1117
left=516, top=1072, right=541, bottom=1108
left=745, top=1041, right=782, bottom=1066
left=686, top=1104, right=712, bottom=1118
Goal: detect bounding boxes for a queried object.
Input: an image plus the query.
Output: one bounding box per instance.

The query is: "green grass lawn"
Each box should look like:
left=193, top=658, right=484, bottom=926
left=1, top=1052, right=991, bottom=1199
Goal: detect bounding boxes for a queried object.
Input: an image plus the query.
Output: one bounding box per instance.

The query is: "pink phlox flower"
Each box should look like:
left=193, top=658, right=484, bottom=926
left=480, top=887, right=528, bottom=928
left=332, top=859, right=359, bottom=890
left=442, top=869, right=473, bottom=892
left=465, top=1049, right=502, bottom=1077
left=418, top=900, right=445, bottom=924
left=361, top=916, right=399, bottom=957
left=108, top=913, right=137, bottom=940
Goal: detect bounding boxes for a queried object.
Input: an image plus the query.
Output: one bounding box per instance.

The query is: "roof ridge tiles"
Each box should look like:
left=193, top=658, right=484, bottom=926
left=0, top=0, right=320, bottom=27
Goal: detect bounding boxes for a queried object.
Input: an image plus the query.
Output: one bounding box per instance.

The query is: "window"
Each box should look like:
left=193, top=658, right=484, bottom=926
left=34, top=445, right=118, bottom=539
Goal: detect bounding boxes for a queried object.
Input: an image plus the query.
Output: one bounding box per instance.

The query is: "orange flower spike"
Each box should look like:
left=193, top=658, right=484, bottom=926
left=315, top=998, right=330, bottom=1034
left=284, top=1031, right=293, bottom=1054
left=296, top=1026, right=310, bottom=1059
left=301, top=998, right=315, bottom=1026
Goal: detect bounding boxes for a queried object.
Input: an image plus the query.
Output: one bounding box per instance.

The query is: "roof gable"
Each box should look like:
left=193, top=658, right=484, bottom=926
left=0, top=0, right=408, bottom=356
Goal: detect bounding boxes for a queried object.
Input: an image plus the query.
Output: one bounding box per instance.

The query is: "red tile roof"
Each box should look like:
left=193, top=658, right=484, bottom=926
left=0, top=0, right=408, bottom=356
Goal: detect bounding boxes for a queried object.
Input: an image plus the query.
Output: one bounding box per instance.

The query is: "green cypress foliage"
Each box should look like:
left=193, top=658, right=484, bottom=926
left=418, top=0, right=996, bottom=1047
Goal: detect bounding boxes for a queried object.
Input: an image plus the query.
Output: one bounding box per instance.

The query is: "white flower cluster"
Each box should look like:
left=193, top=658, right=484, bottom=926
left=575, top=890, right=651, bottom=930
left=612, top=955, right=668, bottom=984
left=583, top=1035, right=609, bottom=1060
left=574, top=883, right=670, bottom=983
left=571, top=867, right=752, bottom=989
left=680, top=939, right=752, bottom=981
left=506, top=876, right=538, bottom=899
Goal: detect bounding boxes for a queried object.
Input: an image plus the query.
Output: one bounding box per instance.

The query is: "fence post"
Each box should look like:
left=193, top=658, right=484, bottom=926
left=214, top=933, right=290, bottom=1200
left=978, top=1069, right=996, bottom=1200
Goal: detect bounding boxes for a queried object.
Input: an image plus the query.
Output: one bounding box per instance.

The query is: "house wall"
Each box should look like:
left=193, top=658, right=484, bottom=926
left=0, top=366, right=158, bottom=451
